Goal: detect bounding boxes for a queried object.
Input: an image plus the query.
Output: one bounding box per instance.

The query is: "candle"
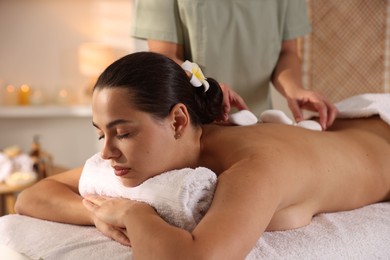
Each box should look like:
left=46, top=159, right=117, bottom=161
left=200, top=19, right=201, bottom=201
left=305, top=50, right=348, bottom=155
left=30, top=89, right=45, bottom=105
left=5, top=85, right=18, bottom=106
left=19, top=84, right=31, bottom=105
left=57, top=89, right=69, bottom=104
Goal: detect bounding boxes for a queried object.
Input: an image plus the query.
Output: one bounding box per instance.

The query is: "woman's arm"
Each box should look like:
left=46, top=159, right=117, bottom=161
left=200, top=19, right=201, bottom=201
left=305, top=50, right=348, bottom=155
left=15, top=167, right=131, bottom=245
left=84, top=159, right=282, bottom=259
left=14, top=167, right=92, bottom=225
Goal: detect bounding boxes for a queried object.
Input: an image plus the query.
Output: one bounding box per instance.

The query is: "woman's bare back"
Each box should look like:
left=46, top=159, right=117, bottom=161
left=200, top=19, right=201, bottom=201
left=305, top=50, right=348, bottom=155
left=200, top=116, right=390, bottom=231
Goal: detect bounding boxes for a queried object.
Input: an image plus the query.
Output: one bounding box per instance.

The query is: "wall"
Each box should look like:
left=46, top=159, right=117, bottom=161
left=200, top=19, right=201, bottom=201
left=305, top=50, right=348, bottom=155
left=0, top=0, right=138, bottom=168
left=0, top=0, right=135, bottom=100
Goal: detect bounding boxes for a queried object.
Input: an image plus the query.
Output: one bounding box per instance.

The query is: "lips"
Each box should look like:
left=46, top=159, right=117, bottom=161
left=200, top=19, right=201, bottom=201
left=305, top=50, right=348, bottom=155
left=112, top=166, right=131, bottom=177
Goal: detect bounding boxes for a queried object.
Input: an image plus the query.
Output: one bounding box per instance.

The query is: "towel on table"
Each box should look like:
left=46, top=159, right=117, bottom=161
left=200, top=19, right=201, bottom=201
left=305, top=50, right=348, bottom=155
left=335, top=93, right=390, bottom=125
left=0, top=215, right=132, bottom=260
left=1, top=203, right=390, bottom=260
left=79, top=153, right=217, bottom=232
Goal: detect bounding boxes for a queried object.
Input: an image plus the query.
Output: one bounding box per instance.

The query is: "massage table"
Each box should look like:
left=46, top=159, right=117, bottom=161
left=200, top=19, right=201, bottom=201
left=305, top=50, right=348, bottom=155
left=1, top=93, right=389, bottom=259
left=1, top=202, right=389, bottom=259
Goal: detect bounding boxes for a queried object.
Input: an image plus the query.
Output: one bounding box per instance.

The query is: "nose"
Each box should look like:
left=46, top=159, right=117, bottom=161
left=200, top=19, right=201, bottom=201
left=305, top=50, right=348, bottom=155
left=100, top=138, right=121, bottom=160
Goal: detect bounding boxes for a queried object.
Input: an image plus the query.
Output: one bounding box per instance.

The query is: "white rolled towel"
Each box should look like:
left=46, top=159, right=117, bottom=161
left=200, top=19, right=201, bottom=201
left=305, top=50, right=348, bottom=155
left=335, top=93, right=390, bottom=125
left=79, top=153, right=217, bottom=232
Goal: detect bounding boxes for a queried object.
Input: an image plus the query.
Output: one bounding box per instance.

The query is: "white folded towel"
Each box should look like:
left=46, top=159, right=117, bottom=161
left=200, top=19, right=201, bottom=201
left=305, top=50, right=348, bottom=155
left=335, top=93, right=390, bottom=125
left=79, top=153, right=217, bottom=232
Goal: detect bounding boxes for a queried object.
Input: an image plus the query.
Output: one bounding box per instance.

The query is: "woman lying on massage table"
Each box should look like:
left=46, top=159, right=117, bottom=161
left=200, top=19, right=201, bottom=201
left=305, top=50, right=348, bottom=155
left=15, top=52, right=390, bottom=260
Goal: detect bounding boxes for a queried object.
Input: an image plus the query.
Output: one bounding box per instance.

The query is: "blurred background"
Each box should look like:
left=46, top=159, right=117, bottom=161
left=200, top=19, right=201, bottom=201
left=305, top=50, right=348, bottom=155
left=0, top=0, right=147, bottom=170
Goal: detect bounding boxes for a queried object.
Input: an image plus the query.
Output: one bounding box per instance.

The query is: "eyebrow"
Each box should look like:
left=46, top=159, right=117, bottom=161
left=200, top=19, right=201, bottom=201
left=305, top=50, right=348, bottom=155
left=92, top=119, right=133, bottom=130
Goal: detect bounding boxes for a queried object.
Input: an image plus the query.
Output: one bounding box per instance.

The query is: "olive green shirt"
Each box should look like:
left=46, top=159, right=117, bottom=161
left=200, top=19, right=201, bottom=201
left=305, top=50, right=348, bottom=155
left=132, top=0, right=311, bottom=115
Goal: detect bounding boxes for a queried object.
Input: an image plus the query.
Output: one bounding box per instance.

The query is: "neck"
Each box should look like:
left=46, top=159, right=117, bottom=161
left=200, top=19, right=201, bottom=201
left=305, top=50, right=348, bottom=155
left=178, top=126, right=203, bottom=169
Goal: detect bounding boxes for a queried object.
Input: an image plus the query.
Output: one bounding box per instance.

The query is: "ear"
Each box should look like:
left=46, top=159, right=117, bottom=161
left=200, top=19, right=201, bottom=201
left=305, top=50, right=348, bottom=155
left=168, top=103, right=190, bottom=138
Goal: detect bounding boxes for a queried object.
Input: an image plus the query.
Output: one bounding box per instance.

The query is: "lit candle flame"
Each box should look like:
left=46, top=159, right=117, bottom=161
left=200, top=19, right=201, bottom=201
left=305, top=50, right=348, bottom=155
left=19, top=84, right=31, bottom=105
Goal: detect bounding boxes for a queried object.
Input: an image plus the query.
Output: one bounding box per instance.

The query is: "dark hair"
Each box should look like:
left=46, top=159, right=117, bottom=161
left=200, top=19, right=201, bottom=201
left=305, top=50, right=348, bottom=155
left=93, top=52, right=223, bottom=125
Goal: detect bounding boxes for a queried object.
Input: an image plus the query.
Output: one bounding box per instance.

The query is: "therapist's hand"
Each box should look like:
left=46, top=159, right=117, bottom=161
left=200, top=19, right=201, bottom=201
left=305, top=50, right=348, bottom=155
left=84, top=195, right=132, bottom=246
left=219, top=83, right=249, bottom=121
left=286, top=89, right=338, bottom=130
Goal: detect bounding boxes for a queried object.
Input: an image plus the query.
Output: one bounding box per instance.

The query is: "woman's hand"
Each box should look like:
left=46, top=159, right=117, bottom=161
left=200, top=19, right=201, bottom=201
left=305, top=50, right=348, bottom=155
left=286, top=88, right=338, bottom=130
left=93, top=214, right=131, bottom=246
left=83, top=195, right=135, bottom=246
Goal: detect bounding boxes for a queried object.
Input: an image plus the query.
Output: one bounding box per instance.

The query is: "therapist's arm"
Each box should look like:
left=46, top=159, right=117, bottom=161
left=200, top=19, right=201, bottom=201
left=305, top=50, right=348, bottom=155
left=271, top=39, right=337, bottom=129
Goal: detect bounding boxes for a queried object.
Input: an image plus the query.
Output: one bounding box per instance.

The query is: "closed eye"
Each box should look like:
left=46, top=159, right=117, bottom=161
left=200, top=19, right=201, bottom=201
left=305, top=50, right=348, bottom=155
left=117, top=133, right=129, bottom=140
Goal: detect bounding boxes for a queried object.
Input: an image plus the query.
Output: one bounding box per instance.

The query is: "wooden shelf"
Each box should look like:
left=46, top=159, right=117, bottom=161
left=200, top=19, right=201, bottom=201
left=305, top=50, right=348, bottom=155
left=0, top=105, right=92, bottom=118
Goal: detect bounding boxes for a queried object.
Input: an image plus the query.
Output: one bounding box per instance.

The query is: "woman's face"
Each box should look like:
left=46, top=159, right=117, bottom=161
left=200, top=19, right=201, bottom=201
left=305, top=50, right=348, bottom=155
left=92, top=88, right=178, bottom=187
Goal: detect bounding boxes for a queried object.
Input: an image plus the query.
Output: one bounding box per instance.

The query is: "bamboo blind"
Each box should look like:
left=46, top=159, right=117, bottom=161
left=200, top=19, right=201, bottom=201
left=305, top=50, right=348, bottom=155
left=301, top=0, right=390, bottom=102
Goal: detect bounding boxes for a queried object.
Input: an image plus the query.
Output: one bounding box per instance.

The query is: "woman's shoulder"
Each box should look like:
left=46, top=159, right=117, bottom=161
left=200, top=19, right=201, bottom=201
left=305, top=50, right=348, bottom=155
left=202, top=123, right=304, bottom=143
left=200, top=124, right=300, bottom=168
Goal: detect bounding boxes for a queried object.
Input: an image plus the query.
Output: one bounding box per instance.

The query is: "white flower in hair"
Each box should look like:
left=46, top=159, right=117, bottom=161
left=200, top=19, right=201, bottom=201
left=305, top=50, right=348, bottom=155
left=181, top=60, right=210, bottom=92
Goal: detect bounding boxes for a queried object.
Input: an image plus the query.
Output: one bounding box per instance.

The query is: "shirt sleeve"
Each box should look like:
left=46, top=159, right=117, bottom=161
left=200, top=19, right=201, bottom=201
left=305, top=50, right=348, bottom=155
left=131, top=0, right=184, bottom=44
left=283, top=0, right=312, bottom=40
